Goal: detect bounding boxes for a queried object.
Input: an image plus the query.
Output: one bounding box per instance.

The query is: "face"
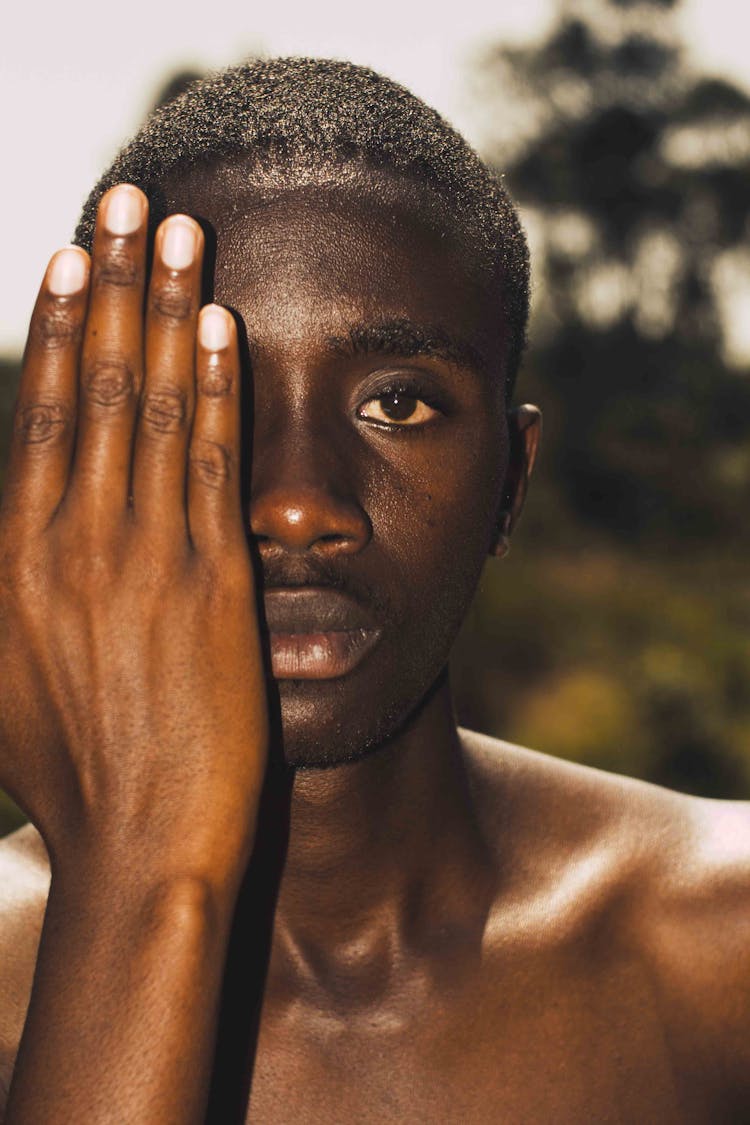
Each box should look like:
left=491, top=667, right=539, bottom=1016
left=166, top=169, right=516, bottom=767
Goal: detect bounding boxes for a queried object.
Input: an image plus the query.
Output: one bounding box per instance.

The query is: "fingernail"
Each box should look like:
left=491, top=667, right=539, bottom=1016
left=48, top=247, right=88, bottom=296
left=199, top=305, right=230, bottom=350
left=161, top=216, right=197, bottom=270
left=103, top=185, right=144, bottom=236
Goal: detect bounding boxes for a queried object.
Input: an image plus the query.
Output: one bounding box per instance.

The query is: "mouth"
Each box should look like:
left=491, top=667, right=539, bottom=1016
left=262, top=587, right=382, bottom=681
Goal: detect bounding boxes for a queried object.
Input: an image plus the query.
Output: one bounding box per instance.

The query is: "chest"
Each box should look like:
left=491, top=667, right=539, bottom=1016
left=242, top=959, right=691, bottom=1124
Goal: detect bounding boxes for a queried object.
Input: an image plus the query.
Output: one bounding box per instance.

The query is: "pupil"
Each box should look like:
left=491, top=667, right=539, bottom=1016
left=381, top=392, right=416, bottom=421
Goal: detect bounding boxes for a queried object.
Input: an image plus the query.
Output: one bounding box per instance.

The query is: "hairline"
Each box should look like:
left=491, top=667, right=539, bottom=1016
left=161, top=156, right=508, bottom=387
left=73, top=58, right=529, bottom=400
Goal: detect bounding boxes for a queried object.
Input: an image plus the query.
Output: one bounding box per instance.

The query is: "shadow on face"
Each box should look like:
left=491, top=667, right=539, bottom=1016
left=164, top=164, right=518, bottom=768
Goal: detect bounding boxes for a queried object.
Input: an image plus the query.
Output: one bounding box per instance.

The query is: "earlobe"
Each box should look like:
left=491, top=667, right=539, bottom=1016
left=489, top=404, right=541, bottom=558
left=489, top=510, right=512, bottom=558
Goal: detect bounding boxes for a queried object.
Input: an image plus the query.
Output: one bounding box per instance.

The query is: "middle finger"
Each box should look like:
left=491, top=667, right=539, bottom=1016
left=67, top=183, right=147, bottom=535
left=130, top=213, right=204, bottom=544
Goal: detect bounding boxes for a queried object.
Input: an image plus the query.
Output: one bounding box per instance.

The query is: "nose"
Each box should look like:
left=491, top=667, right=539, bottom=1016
left=249, top=441, right=371, bottom=557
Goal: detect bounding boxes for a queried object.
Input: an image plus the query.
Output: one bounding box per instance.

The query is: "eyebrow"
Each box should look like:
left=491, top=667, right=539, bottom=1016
left=325, top=318, right=488, bottom=375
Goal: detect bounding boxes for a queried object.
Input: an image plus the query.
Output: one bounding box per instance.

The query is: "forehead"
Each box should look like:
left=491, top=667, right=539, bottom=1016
left=165, top=168, right=506, bottom=376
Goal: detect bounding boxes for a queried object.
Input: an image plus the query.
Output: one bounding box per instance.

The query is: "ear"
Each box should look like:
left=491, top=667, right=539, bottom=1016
left=489, top=404, right=542, bottom=558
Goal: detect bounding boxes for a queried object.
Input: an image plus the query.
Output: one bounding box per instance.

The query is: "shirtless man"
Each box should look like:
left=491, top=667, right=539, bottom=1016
left=0, top=58, right=748, bottom=1123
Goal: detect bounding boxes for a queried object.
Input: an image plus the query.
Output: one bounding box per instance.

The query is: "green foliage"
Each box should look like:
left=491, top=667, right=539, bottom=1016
left=453, top=0, right=750, bottom=796
left=0, top=359, right=21, bottom=834
left=453, top=513, right=750, bottom=796
left=0, top=358, right=20, bottom=495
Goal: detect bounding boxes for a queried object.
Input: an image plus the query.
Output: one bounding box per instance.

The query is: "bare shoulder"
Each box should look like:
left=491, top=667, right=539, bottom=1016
left=633, top=794, right=750, bottom=1100
left=0, top=824, right=50, bottom=1099
left=0, top=821, right=50, bottom=923
left=458, top=725, right=722, bottom=874
left=460, top=729, right=750, bottom=1106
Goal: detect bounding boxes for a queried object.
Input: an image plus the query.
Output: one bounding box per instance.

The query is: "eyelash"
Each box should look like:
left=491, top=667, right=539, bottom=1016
left=356, top=379, right=448, bottom=428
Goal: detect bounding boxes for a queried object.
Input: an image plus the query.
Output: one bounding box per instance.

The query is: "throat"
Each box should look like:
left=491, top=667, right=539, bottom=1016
left=265, top=681, right=497, bottom=1008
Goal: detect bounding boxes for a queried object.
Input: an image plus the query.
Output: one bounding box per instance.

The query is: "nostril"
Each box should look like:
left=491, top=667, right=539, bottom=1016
left=249, top=486, right=371, bottom=553
left=316, top=531, right=365, bottom=557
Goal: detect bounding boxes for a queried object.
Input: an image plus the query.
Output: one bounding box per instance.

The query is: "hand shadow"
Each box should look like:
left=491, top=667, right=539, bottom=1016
left=193, top=226, right=293, bottom=1122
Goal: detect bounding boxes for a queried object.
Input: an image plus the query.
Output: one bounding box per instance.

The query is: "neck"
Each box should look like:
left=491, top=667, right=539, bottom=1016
left=265, top=674, right=496, bottom=1006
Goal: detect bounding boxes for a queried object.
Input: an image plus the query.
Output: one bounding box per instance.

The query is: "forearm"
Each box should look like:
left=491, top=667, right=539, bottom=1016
left=5, top=863, right=240, bottom=1124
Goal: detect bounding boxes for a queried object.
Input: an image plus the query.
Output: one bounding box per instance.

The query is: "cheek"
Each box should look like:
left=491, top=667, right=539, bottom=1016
left=363, top=430, right=500, bottom=612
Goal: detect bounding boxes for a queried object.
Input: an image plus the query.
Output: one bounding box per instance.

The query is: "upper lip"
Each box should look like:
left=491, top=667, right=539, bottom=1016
left=262, top=587, right=379, bottom=634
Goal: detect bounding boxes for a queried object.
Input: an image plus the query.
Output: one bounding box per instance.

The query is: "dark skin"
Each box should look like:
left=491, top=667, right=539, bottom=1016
left=0, top=169, right=748, bottom=1123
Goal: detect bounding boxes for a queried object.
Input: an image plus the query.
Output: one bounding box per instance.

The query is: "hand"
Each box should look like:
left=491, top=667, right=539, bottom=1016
left=0, top=184, right=268, bottom=888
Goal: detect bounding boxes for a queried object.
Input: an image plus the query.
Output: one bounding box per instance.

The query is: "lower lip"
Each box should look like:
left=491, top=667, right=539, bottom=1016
left=269, top=628, right=381, bottom=680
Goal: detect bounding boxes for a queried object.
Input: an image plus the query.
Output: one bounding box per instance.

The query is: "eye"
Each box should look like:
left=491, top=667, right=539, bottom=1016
left=357, top=388, right=441, bottom=427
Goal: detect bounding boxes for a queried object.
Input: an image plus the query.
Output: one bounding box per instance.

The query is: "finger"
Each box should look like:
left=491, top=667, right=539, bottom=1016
left=187, top=306, right=244, bottom=556
left=1, top=248, right=89, bottom=532
left=131, top=215, right=203, bottom=542
left=66, top=183, right=147, bottom=534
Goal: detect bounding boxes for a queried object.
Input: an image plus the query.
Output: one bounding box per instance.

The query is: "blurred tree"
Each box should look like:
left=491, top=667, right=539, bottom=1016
left=151, top=69, right=205, bottom=111
left=453, top=0, right=750, bottom=796
left=0, top=358, right=20, bottom=495
left=472, top=0, right=750, bottom=544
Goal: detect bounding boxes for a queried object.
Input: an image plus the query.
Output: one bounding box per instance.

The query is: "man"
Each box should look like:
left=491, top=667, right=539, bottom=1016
left=0, top=57, right=748, bottom=1122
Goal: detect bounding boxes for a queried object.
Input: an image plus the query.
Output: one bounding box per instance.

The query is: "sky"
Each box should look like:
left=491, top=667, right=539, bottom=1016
left=2, top=0, right=748, bottom=354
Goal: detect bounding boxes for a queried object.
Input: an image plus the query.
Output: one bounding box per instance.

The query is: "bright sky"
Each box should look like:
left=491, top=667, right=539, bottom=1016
left=2, top=0, right=747, bottom=353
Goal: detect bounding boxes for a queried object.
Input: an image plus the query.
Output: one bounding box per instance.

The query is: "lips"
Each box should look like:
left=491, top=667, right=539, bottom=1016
left=262, top=587, right=382, bottom=680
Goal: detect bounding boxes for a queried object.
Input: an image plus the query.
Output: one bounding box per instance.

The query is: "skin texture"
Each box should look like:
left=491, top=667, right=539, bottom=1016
left=0, top=170, right=748, bottom=1123
left=196, top=179, right=514, bottom=767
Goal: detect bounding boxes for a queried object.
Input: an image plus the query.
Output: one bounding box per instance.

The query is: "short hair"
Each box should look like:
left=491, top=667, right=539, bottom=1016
left=75, top=57, right=530, bottom=395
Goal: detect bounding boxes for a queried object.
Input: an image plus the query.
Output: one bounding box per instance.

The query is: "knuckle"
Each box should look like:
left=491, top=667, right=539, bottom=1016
left=14, top=400, right=71, bottom=445
left=94, top=245, right=139, bottom=289
left=83, top=357, right=136, bottom=408
left=139, top=387, right=188, bottom=434
left=189, top=438, right=232, bottom=488
left=151, top=279, right=193, bottom=323
left=204, top=565, right=253, bottom=612
left=199, top=362, right=234, bottom=397
left=32, top=305, right=82, bottom=352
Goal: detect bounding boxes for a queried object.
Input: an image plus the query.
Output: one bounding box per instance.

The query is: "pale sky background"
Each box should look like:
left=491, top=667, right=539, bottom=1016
left=1, top=0, right=747, bottom=354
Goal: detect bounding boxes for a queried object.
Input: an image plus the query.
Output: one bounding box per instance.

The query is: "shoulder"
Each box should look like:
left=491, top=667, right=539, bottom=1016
left=633, top=795, right=750, bottom=1106
left=0, top=825, right=50, bottom=1099
left=459, top=725, right=706, bottom=878
left=0, top=822, right=50, bottom=969
left=461, top=729, right=750, bottom=1109
left=0, top=822, right=50, bottom=933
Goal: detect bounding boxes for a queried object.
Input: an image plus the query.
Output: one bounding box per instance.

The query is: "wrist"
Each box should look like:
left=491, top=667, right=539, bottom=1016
left=47, top=837, right=249, bottom=925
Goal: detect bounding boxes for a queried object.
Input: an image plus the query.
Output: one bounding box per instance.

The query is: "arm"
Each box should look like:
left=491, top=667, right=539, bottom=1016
left=0, top=184, right=268, bottom=1121
left=10, top=868, right=236, bottom=1123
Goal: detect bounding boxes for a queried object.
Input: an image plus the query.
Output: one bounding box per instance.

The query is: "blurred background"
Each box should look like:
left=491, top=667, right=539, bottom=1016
left=2, top=0, right=750, bottom=833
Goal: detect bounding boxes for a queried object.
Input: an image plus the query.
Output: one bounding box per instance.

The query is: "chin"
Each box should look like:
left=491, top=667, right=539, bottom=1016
left=270, top=664, right=448, bottom=770
left=270, top=679, right=395, bottom=768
